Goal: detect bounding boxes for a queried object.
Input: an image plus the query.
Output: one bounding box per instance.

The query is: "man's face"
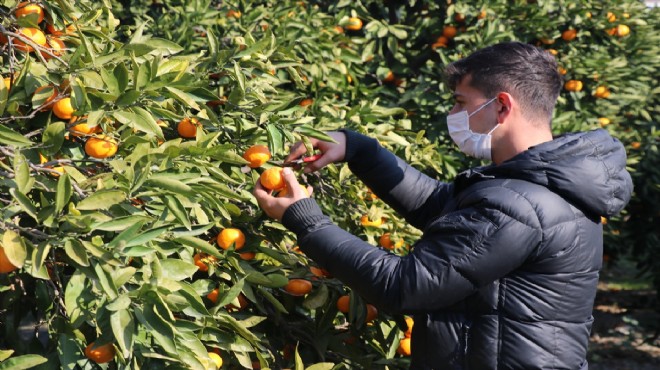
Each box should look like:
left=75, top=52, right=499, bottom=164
left=449, top=75, right=499, bottom=134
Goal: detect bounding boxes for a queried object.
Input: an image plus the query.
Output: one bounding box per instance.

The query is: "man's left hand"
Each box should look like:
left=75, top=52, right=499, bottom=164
left=254, top=167, right=311, bottom=221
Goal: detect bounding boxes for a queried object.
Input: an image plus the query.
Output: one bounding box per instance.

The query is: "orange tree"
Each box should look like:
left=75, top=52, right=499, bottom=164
left=0, top=0, right=658, bottom=369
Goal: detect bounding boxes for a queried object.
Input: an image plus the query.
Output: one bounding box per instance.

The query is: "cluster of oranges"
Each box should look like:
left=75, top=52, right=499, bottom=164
left=1, top=2, right=70, bottom=58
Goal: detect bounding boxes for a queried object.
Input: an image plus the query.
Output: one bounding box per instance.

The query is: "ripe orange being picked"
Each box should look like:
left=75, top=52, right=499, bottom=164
left=85, top=135, right=118, bottom=159
left=13, top=27, right=47, bottom=52
left=0, top=245, right=18, bottom=274
left=217, top=228, right=246, bottom=250
left=260, top=167, right=285, bottom=190
left=53, top=97, right=74, bottom=119
left=285, top=279, right=313, bottom=296
left=15, top=2, right=44, bottom=24
left=84, top=342, right=115, bottom=364
left=177, top=117, right=200, bottom=138
left=243, top=144, right=271, bottom=168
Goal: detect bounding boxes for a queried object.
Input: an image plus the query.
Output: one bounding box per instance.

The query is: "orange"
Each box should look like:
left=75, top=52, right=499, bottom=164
left=46, top=22, right=76, bottom=36
left=3, top=77, right=11, bottom=91
left=605, top=27, right=617, bottom=36
left=365, top=304, right=378, bottom=322
left=217, top=228, right=246, bottom=250
left=607, top=12, right=616, bottom=23
left=42, top=36, right=66, bottom=59
left=601, top=216, right=608, bottom=225
left=0, top=245, right=18, bottom=274
left=194, top=253, right=216, bottom=272
left=431, top=36, right=449, bottom=49
left=243, top=144, right=271, bottom=168
left=53, top=97, right=74, bottom=119
left=299, top=98, right=313, bottom=107
left=477, top=10, right=487, bottom=19
left=383, top=71, right=395, bottom=83
left=397, top=338, right=411, bottom=356
left=85, top=135, right=118, bottom=159
left=598, top=117, right=611, bottom=127
left=310, top=266, right=330, bottom=278
left=69, top=116, right=101, bottom=137
left=337, top=295, right=350, bottom=313
left=557, top=67, right=567, bottom=75
left=345, top=17, right=363, bottom=31
left=616, top=24, right=630, bottom=37
left=260, top=167, right=285, bottom=190
left=284, top=279, right=312, bottom=296
left=333, top=25, right=344, bottom=33
left=630, top=142, right=641, bottom=149
left=361, top=215, right=384, bottom=227
left=84, top=342, right=115, bottom=363
left=547, top=49, right=558, bottom=56
left=561, top=29, right=577, bottom=41
left=13, top=27, right=47, bottom=52
left=276, top=184, right=309, bottom=198
left=442, top=26, right=457, bottom=39
left=540, top=38, right=555, bottom=45
left=239, top=251, right=256, bottom=261
left=15, top=2, right=44, bottom=24
left=564, top=80, right=583, bottom=92
left=379, top=233, right=404, bottom=250
left=206, top=288, right=220, bottom=304
left=594, top=86, right=610, bottom=99
left=225, top=293, right=249, bottom=311
left=404, top=316, right=414, bottom=338
left=177, top=117, right=200, bottom=138
left=33, top=85, right=57, bottom=111
left=454, top=13, right=465, bottom=23
left=208, top=352, right=223, bottom=369
left=227, top=9, right=241, bottom=18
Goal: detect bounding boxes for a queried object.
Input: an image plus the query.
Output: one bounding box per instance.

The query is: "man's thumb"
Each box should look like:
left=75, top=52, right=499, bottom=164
left=282, top=167, right=299, bottom=187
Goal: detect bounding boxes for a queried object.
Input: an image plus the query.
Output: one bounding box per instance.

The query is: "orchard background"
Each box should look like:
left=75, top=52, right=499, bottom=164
left=0, top=0, right=658, bottom=369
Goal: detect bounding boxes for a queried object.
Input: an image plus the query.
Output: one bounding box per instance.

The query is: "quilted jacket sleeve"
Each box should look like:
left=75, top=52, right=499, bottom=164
left=282, top=197, right=543, bottom=314
left=340, top=129, right=453, bottom=230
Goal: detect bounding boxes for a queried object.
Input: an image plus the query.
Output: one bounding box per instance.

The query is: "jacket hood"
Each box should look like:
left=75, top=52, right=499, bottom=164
left=461, top=129, right=633, bottom=217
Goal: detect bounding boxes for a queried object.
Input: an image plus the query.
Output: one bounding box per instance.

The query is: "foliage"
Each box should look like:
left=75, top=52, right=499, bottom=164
left=0, top=0, right=658, bottom=369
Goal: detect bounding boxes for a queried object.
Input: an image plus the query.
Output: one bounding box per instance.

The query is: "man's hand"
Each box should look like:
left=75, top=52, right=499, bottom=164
left=287, top=131, right=347, bottom=173
left=254, top=167, right=311, bottom=221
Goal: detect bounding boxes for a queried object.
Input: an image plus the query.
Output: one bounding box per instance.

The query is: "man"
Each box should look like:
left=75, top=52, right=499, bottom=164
left=254, top=42, right=633, bottom=369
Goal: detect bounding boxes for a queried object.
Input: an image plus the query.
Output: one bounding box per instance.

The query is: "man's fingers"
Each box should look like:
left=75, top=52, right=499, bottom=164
left=286, top=140, right=315, bottom=162
left=302, top=154, right=334, bottom=173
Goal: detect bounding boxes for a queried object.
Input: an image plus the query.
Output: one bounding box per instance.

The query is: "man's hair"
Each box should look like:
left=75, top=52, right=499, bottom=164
left=444, top=42, right=562, bottom=127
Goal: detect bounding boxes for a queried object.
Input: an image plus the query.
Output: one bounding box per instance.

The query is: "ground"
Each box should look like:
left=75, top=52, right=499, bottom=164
left=588, top=259, right=660, bottom=370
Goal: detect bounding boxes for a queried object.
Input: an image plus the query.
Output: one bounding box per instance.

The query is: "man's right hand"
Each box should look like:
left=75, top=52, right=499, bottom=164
left=286, top=131, right=347, bottom=173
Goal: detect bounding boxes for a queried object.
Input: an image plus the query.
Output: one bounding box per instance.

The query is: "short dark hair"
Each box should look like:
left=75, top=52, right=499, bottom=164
left=444, top=42, right=562, bottom=126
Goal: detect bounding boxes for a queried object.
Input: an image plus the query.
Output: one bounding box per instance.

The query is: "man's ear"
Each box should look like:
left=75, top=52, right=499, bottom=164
left=496, top=92, right=514, bottom=124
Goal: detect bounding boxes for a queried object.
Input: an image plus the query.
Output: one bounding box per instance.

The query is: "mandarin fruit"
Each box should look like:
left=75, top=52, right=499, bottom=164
left=84, top=342, right=115, bottom=364
left=217, top=228, right=245, bottom=250
left=284, top=279, right=313, bottom=296
left=260, top=167, right=285, bottom=190
left=243, top=144, right=271, bottom=168
left=85, top=135, right=118, bottom=159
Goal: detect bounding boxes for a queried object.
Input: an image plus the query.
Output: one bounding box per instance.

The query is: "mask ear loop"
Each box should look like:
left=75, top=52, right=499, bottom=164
left=468, top=97, right=498, bottom=118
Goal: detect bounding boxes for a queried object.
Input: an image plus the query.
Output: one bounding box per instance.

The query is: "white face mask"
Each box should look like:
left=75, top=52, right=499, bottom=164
left=447, top=97, right=499, bottom=160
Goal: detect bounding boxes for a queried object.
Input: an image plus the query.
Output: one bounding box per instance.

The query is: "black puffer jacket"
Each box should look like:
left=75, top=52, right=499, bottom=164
left=282, top=129, right=633, bottom=369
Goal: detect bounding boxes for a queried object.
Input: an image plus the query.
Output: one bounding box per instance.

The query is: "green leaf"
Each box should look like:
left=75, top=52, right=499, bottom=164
left=295, top=345, right=304, bottom=370
left=164, top=195, right=191, bottom=230
left=123, top=226, right=170, bottom=248
left=303, top=283, right=328, bottom=310
left=256, top=286, right=288, bottom=314
left=106, top=294, right=132, bottom=311
left=0, top=125, right=32, bottom=147
left=266, top=124, right=284, bottom=156
left=0, top=354, right=48, bottom=370
left=41, top=121, right=66, bottom=155
left=295, top=125, right=337, bottom=143
left=101, top=66, right=120, bottom=97
left=114, top=108, right=164, bottom=139
left=9, top=188, right=38, bottom=220
left=94, top=262, right=118, bottom=299
left=13, top=152, right=31, bottom=194
left=77, top=190, right=126, bottom=210
left=136, top=304, right=177, bottom=355
left=92, top=215, right=153, bottom=231
left=55, top=173, right=72, bottom=214
left=111, top=308, right=134, bottom=358
left=64, top=272, right=94, bottom=328
left=145, top=177, right=195, bottom=197
left=31, top=242, right=51, bottom=276
left=116, top=89, right=141, bottom=107
left=165, top=87, right=201, bottom=111
left=173, top=236, right=222, bottom=259
left=2, top=230, right=27, bottom=269
left=64, top=239, right=90, bottom=267
left=160, top=259, right=198, bottom=281
left=114, top=62, right=130, bottom=93
left=306, top=363, right=336, bottom=370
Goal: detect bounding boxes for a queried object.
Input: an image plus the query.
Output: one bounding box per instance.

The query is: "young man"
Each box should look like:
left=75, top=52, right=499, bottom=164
left=254, top=42, right=633, bottom=369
